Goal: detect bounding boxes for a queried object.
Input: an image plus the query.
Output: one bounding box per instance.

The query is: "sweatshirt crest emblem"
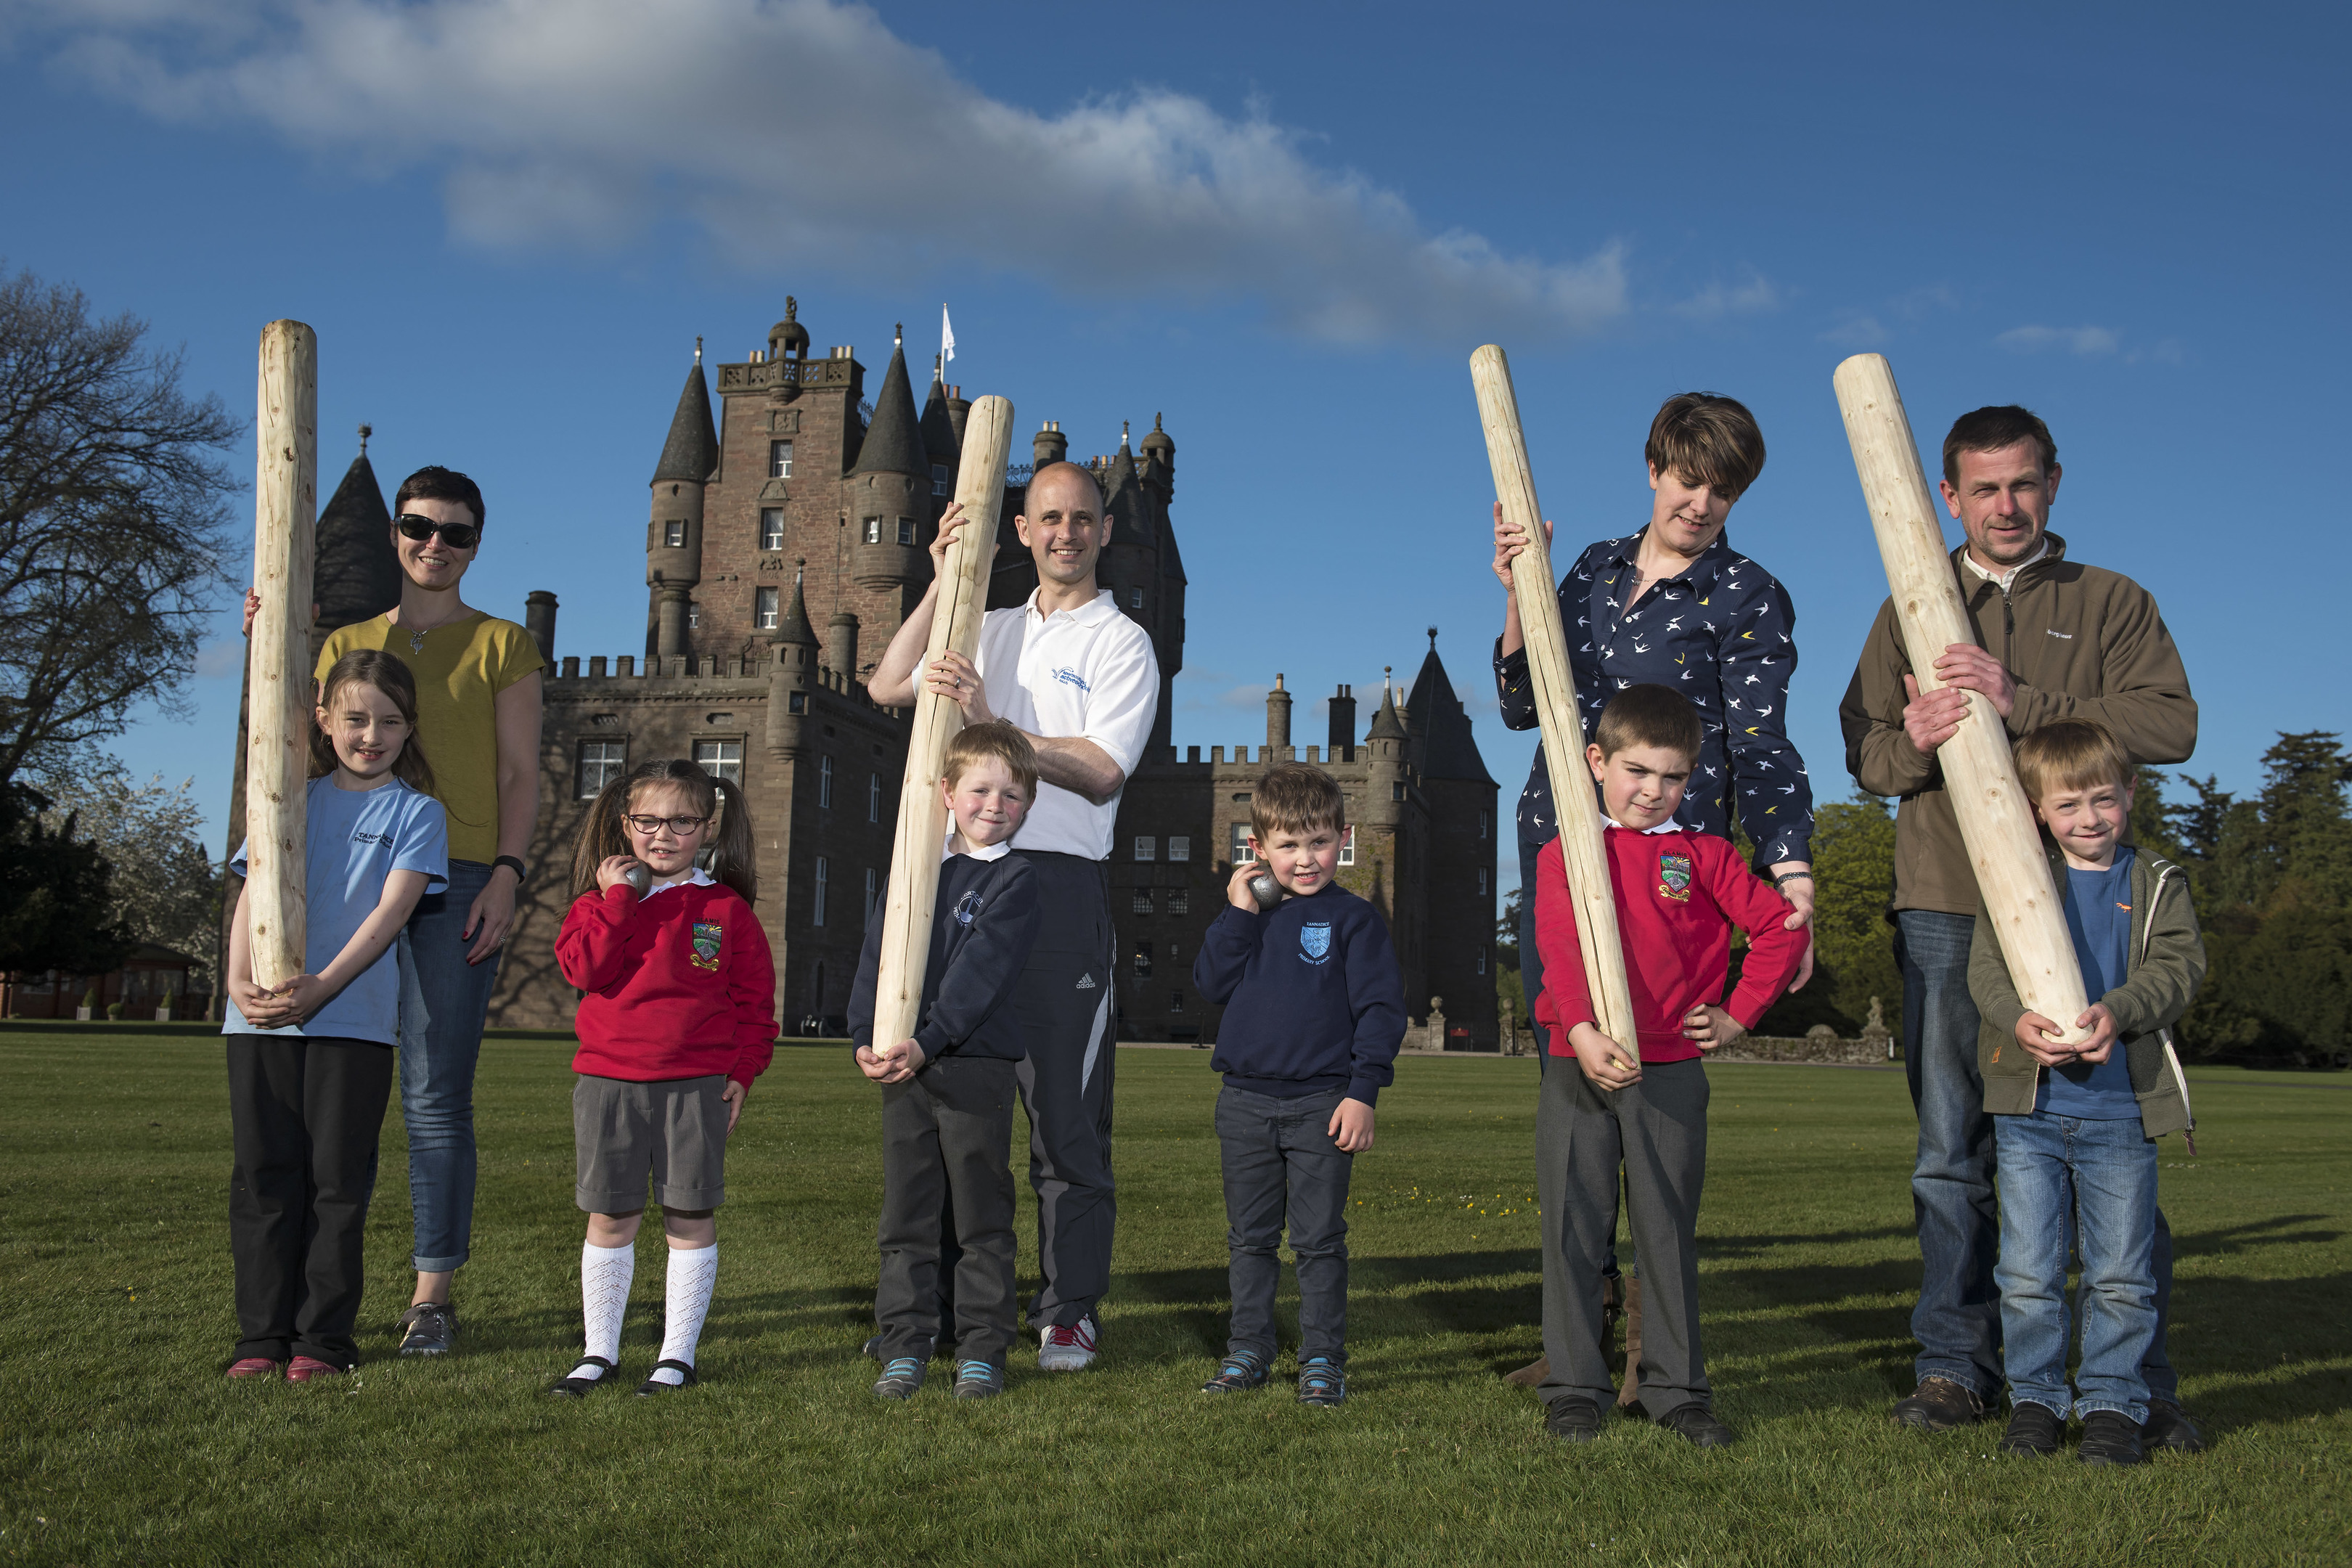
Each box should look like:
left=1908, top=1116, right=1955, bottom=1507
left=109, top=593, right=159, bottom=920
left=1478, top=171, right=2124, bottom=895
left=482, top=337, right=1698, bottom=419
left=1299, top=922, right=1333, bottom=964
left=1657, top=853, right=1692, bottom=903
left=689, top=921, right=723, bottom=971
left=954, top=890, right=982, bottom=926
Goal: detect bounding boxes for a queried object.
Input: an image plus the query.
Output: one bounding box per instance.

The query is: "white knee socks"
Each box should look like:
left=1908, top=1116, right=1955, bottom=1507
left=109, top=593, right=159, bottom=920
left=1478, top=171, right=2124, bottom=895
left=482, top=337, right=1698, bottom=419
left=576, top=1241, right=634, bottom=1381
left=650, top=1244, right=718, bottom=1386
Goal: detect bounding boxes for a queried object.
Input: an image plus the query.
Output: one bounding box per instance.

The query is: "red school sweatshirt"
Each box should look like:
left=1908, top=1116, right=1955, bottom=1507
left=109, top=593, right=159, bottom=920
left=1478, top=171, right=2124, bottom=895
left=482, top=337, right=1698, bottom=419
left=1532, top=825, right=1807, bottom=1065
left=555, top=878, right=778, bottom=1090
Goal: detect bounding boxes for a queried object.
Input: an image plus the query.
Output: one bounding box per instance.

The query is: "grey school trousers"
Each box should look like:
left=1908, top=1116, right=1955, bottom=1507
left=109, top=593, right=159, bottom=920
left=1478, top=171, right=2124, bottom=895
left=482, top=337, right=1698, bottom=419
left=875, top=1055, right=1020, bottom=1363
left=1536, top=1057, right=1712, bottom=1414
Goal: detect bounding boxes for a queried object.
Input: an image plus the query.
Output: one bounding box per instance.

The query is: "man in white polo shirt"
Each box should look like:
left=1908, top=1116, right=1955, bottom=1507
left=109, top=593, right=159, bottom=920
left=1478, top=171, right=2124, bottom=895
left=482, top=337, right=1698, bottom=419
left=870, top=460, right=1159, bottom=1371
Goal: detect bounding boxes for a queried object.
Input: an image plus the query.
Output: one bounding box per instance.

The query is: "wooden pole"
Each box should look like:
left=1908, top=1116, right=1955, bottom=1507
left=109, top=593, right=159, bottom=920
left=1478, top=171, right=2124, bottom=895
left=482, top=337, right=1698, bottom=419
left=1832, top=352, right=2091, bottom=1044
left=870, top=394, right=1015, bottom=1049
left=1469, top=345, right=1637, bottom=1054
left=245, top=320, right=318, bottom=992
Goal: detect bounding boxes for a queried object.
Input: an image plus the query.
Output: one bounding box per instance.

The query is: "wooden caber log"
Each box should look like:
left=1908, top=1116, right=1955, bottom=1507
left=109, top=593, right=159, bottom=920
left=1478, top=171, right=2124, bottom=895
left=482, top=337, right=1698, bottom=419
left=869, top=394, right=1016, bottom=1050
left=245, top=320, right=319, bottom=992
left=1469, top=344, right=1637, bottom=1055
left=1832, top=352, right=2091, bottom=1044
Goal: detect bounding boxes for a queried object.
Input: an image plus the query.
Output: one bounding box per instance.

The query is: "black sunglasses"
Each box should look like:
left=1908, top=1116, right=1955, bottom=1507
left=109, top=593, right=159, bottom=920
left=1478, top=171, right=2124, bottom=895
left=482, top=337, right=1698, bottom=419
left=396, top=513, right=481, bottom=550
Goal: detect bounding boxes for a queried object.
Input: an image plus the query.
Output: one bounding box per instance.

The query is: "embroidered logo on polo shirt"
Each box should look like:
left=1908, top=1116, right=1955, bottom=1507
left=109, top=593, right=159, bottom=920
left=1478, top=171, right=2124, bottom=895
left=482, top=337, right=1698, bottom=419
left=955, top=890, right=982, bottom=925
left=1657, top=853, right=1692, bottom=903
left=1300, top=923, right=1333, bottom=964
left=689, top=921, right=723, bottom=971
left=1052, top=666, right=1091, bottom=691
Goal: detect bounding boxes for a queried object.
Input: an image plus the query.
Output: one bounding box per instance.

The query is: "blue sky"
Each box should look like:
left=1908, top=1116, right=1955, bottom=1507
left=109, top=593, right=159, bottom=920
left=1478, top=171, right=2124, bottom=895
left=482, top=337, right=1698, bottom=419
left=3, top=0, right=2345, bottom=902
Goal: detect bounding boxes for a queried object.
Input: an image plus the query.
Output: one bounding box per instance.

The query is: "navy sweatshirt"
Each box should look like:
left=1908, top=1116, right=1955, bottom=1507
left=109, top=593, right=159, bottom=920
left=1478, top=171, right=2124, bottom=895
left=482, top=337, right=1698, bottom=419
left=849, top=849, right=1040, bottom=1062
left=1191, top=883, right=1406, bottom=1106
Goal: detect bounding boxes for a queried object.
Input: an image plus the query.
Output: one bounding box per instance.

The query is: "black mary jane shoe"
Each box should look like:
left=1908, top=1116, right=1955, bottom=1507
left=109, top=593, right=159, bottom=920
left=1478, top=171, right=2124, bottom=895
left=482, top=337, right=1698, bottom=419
left=549, top=1355, right=617, bottom=1397
left=634, top=1358, right=699, bottom=1397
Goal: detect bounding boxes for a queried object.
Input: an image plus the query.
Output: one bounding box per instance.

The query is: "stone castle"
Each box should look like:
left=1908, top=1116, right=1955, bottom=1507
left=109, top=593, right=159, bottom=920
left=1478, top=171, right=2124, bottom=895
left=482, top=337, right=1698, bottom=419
left=254, top=297, right=1499, bottom=1047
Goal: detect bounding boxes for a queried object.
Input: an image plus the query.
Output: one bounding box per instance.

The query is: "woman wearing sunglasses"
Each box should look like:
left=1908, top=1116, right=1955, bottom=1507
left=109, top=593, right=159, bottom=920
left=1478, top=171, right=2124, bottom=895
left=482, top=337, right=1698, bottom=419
left=313, top=465, right=546, bottom=1357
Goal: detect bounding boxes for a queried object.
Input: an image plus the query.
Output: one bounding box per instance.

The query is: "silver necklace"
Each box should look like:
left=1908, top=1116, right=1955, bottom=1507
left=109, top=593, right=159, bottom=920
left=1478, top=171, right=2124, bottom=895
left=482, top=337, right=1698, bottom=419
left=399, top=608, right=465, bottom=654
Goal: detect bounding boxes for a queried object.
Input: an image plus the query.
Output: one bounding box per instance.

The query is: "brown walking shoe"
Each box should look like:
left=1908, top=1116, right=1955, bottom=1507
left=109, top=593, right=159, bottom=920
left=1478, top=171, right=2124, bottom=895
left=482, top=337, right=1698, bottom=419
left=1891, top=1376, right=1988, bottom=1430
left=1504, top=1273, right=1623, bottom=1389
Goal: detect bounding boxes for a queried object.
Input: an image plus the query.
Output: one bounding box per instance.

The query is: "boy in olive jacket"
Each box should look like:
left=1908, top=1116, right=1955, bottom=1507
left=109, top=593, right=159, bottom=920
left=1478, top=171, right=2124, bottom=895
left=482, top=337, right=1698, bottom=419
left=1968, top=719, right=2204, bottom=1469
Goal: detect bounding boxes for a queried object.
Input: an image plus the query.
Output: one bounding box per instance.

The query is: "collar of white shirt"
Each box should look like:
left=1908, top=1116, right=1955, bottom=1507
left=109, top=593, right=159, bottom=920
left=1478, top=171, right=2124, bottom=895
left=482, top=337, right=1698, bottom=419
left=1961, top=539, right=2049, bottom=593
left=1026, top=587, right=1119, bottom=625
left=941, top=832, right=1014, bottom=863
left=1604, top=817, right=1683, bottom=836
left=645, top=866, right=715, bottom=898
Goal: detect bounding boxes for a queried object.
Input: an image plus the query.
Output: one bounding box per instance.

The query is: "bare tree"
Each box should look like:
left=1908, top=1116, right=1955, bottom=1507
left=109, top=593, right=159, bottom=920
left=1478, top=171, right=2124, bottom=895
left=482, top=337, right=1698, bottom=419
left=0, top=264, right=242, bottom=784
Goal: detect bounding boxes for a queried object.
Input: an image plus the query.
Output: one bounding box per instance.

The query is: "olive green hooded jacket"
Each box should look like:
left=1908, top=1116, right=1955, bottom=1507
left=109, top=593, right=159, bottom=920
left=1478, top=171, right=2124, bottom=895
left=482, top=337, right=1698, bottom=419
left=1968, top=845, right=2204, bottom=1140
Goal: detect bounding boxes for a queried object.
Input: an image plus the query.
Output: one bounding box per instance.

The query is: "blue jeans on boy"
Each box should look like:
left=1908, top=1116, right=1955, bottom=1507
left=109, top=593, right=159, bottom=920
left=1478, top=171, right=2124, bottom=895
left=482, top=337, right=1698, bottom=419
left=395, top=858, right=505, bottom=1274
left=1995, top=1111, right=2160, bottom=1423
left=1217, top=1084, right=1352, bottom=1367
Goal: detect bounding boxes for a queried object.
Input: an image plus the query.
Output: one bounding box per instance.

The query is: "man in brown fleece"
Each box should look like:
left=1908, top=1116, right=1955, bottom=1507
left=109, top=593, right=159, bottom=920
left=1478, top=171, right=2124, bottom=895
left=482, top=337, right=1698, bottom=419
left=1839, top=405, right=2204, bottom=1450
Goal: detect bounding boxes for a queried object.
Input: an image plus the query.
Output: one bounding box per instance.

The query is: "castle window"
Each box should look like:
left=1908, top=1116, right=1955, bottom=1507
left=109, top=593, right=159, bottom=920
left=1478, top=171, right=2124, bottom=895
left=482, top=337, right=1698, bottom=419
left=770, top=440, right=793, bottom=479
left=931, top=463, right=949, bottom=498
left=1168, top=889, right=1189, bottom=915
left=895, top=517, right=915, bottom=547
left=1392, top=782, right=1405, bottom=802
left=693, top=739, right=742, bottom=784
left=819, top=756, right=834, bottom=808
left=1478, top=867, right=1488, bottom=896
left=1167, top=836, right=1190, bottom=862
left=1132, top=889, right=1153, bottom=916
left=1133, top=836, right=1155, bottom=862
left=687, top=602, right=701, bottom=629
left=1170, top=989, right=1185, bottom=1013
left=862, top=516, right=881, bottom=544
left=1128, top=587, right=1144, bottom=611
left=868, top=772, right=881, bottom=822
left=1339, top=825, right=1355, bottom=867
left=760, top=509, right=785, bottom=550
left=813, top=857, right=828, bottom=926
left=865, top=867, right=879, bottom=925
left=788, top=692, right=807, bottom=714
left=1479, top=808, right=1490, bottom=840
left=664, top=520, right=686, bottom=547
left=1228, top=823, right=1253, bottom=864
left=576, top=739, right=626, bottom=800
left=1477, top=949, right=1488, bottom=976
left=1132, top=941, right=1152, bottom=978
left=756, top=587, right=779, bottom=629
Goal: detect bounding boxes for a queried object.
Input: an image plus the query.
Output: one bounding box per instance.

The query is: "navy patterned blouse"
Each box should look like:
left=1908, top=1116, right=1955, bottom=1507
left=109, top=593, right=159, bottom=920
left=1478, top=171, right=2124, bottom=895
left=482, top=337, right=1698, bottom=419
left=1493, top=527, right=1815, bottom=870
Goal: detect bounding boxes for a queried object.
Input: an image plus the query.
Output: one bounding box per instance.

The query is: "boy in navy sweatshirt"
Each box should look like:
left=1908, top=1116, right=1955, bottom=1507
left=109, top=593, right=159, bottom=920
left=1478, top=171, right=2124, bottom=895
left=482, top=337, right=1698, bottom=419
left=850, top=722, right=1042, bottom=1401
left=1191, top=762, right=1406, bottom=1407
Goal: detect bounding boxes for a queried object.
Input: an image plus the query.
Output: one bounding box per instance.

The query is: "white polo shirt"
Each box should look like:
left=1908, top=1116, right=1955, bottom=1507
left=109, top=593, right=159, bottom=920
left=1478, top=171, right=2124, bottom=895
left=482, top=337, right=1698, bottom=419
left=972, top=588, right=1160, bottom=861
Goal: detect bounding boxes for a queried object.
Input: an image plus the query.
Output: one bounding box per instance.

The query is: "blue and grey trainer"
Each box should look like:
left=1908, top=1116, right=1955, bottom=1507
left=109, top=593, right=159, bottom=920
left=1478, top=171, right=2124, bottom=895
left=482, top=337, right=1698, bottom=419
left=1297, top=1357, right=1347, bottom=1408
left=952, top=1359, right=1004, bottom=1400
left=1199, top=1352, right=1270, bottom=1394
left=873, top=1357, right=926, bottom=1400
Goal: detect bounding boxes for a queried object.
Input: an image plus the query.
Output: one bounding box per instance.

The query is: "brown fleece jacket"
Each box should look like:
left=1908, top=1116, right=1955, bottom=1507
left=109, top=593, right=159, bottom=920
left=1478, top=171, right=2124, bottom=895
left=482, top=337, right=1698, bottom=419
left=1839, top=533, right=2198, bottom=915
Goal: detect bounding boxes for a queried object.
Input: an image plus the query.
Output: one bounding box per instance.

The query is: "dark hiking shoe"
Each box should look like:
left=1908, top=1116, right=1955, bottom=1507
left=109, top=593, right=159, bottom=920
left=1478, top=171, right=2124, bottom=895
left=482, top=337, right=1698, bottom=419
left=395, top=1302, right=457, bottom=1357
left=2142, top=1399, right=2206, bottom=1453
left=873, top=1357, right=926, bottom=1400
left=1656, top=1402, right=1737, bottom=1448
left=1999, top=1402, right=2065, bottom=1456
left=1296, top=1357, right=1347, bottom=1408
left=1892, top=1376, right=1985, bottom=1430
left=1200, top=1352, right=1270, bottom=1394
left=1543, top=1395, right=1604, bottom=1444
left=2079, top=1410, right=2147, bottom=1466
left=952, top=1360, right=1004, bottom=1400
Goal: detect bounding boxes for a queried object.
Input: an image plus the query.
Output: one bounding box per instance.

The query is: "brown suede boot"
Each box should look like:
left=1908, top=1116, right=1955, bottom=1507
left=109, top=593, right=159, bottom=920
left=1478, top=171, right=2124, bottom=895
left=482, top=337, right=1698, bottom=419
left=1504, top=1272, right=1624, bottom=1388
left=1503, top=1355, right=1550, bottom=1388
left=1616, top=1276, right=1643, bottom=1409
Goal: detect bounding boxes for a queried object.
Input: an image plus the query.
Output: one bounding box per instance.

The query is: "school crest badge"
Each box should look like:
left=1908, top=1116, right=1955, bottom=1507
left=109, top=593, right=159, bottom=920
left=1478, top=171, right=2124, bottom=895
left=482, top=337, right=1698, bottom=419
left=690, top=921, right=723, bottom=971
left=954, top=890, right=982, bottom=926
left=1299, top=922, right=1333, bottom=965
left=1657, top=853, right=1692, bottom=904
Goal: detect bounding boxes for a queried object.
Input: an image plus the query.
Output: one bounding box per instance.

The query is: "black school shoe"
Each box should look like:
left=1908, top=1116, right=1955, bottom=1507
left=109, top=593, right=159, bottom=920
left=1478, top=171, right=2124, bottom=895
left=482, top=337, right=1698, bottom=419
left=1891, top=1376, right=1987, bottom=1431
left=2143, top=1399, right=2207, bottom=1453
left=2078, top=1410, right=2147, bottom=1466
left=1655, top=1402, right=1737, bottom=1448
left=1998, top=1402, right=2065, bottom=1457
left=1543, top=1395, right=1604, bottom=1444
left=548, top=1355, right=618, bottom=1398
left=634, top=1359, right=698, bottom=1397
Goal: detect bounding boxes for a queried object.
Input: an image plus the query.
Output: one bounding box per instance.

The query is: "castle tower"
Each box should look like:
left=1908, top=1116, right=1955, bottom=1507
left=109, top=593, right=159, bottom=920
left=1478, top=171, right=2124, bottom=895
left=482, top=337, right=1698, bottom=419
left=1139, top=412, right=1175, bottom=505
left=848, top=327, right=930, bottom=600
left=646, top=344, right=719, bottom=661
left=919, top=358, right=960, bottom=504
left=312, top=424, right=400, bottom=663
left=1402, top=629, right=1499, bottom=1048
left=764, top=560, right=820, bottom=761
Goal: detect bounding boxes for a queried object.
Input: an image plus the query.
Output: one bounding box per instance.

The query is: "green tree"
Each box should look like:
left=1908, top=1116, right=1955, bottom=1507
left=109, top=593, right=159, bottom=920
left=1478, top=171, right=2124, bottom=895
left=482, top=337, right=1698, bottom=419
left=1747, top=791, right=1903, bottom=1040
left=0, top=780, right=131, bottom=976
left=32, top=756, right=222, bottom=983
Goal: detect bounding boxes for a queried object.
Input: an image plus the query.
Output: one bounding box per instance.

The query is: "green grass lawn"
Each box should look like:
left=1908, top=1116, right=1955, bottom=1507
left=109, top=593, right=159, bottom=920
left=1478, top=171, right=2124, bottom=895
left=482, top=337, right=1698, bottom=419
left=2, top=1037, right=2347, bottom=1567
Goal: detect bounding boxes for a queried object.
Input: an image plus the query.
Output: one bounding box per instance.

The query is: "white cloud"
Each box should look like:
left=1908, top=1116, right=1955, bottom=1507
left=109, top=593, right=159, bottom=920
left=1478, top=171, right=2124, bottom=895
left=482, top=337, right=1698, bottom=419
left=25, top=0, right=1629, bottom=346
left=1672, top=269, right=1780, bottom=320
left=1996, top=324, right=2121, bottom=356
left=1818, top=314, right=1887, bottom=348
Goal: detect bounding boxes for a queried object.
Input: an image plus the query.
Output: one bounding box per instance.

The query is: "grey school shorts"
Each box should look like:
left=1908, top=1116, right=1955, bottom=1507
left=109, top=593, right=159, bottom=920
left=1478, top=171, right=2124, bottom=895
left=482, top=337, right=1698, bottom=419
left=573, top=1074, right=730, bottom=1214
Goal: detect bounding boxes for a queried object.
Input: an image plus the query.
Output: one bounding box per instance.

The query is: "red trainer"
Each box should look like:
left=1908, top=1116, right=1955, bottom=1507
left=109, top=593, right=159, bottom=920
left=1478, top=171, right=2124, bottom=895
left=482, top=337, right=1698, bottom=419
left=286, top=1356, right=345, bottom=1384
left=226, top=1357, right=280, bottom=1381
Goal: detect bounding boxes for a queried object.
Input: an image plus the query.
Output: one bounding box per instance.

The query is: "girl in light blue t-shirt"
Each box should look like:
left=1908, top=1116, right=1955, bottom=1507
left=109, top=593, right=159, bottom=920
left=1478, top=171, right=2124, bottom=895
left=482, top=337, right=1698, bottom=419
left=221, top=650, right=448, bottom=1381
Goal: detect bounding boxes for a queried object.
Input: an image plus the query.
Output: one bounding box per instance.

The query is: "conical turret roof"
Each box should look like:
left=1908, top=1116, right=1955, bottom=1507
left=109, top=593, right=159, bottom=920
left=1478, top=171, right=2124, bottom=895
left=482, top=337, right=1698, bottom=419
left=1405, top=632, right=1494, bottom=783
left=852, top=335, right=926, bottom=478
left=920, top=364, right=958, bottom=465
left=772, top=562, right=818, bottom=647
left=651, top=355, right=718, bottom=485
left=1365, top=684, right=1409, bottom=742
left=314, top=429, right=400, bottom=633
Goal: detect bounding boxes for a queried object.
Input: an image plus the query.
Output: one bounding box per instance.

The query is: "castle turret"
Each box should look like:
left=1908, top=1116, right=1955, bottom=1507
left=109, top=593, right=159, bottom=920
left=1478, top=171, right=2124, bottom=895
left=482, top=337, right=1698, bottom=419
left=1266, top=673, right=1292, bottom=756
left=767, top=297, right=812, bottom=392
left=764, top=560, right=820, bottom=759
left=945, top=383, right=971, bottom=449
left=849, top=327, right=929, bottom=593
left=826, top=609, right=859, bottom=684
left=1140, top=411, right=1175, bottom=505
left=647, top=344, right=718, bottom=660
left=1363, top=673, right=1410, bottom=830
left=920, top=359, right=959, bottom=503
left=312, top=423, right=399, bottom=662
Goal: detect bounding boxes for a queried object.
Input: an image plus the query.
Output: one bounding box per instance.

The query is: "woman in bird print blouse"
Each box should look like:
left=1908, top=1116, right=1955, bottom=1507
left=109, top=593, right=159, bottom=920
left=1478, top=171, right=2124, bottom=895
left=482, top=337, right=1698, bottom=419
left=1492, top=392, right=1818, bottom=1049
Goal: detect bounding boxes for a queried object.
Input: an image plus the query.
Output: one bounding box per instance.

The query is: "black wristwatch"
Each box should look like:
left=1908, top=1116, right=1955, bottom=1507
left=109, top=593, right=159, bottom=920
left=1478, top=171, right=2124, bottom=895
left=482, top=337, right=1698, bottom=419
left=493, top=855, right=528, bottom=885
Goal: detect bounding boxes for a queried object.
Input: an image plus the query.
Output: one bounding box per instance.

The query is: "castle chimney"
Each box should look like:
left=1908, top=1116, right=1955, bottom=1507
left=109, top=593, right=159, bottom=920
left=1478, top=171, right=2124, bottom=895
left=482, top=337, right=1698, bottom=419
left=1266, top=673, right=1292, bottom=755
left=1328, top=682, right=1357, bottom=757
left=1033, top=419, right=1068, bottom=470
left=827, top=609, right=859, bottom=684
left=523, top=590, right=558, bottom=667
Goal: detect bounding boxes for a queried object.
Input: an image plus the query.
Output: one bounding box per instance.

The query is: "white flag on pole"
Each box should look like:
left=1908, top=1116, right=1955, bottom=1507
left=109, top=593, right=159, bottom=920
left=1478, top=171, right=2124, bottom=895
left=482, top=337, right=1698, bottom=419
left=941, top=305, right=955, bottom=367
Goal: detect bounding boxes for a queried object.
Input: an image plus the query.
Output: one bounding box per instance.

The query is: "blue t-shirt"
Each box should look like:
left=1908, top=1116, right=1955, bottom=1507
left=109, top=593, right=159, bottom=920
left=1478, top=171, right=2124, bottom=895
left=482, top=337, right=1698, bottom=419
left=226, top=775, right=448, bottom=1045
left=2039, top=848, right=2139, bottom=1119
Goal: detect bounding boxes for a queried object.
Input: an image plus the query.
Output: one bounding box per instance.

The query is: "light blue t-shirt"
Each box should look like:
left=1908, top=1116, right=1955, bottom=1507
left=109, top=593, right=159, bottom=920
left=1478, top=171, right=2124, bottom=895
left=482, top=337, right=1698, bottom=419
left=2039, top=848, right=2139, bottom=1119
left=226, top=775, right=448, bottom=1045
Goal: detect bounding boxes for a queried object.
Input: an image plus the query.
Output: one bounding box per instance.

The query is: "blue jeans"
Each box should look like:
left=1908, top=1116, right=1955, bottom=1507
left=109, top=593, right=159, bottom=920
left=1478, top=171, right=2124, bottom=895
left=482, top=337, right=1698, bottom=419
left=1995, top=1111, right=2159, bottom=1422
left=395, top=858, right=505, bottom=1273
left=1217, top=1085, right=1352, bottom=1366
left=1897, top=909, right=2179, bottom=1403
